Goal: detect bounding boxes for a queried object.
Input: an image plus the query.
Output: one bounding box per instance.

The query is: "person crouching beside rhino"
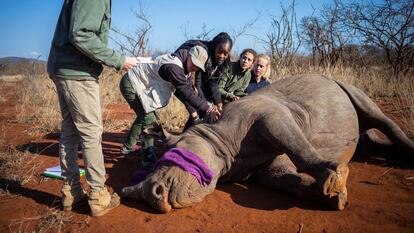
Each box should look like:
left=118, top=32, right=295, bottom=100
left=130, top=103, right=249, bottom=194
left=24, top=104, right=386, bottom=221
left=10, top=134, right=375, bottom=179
left=183, top=32, right=234, bottom=128
left=119, top=45, right=221, bottom=170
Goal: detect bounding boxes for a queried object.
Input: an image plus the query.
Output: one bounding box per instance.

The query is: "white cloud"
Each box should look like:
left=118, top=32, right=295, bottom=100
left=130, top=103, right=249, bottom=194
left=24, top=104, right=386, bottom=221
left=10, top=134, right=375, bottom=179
left=30, top=51, right=41, bottom=57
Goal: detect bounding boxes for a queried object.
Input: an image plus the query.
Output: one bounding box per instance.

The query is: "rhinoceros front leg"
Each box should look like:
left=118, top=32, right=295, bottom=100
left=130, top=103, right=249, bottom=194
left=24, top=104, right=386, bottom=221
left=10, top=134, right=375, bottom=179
left=254, top=154, right=348, bottom=210
left=259, top=114, right=349, bottom=200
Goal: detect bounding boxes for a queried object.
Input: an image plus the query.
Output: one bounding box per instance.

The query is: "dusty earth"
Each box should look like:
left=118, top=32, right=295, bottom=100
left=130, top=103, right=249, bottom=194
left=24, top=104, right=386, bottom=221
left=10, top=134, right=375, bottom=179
left=0, top=80, right=413, bottom=233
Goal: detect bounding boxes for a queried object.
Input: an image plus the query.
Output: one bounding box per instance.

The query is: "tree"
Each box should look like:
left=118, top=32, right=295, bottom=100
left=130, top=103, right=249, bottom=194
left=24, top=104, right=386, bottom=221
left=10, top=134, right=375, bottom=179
left=180, top=11, right=261, bottom=52
left=110, top=0, right=152, bottom=56
left=301, top=0, right=349, bottom=68
left=339, top=0, right=414, bottom=78
left=179, top=22, right=215, bottom=41
left=252, top=0, right=301, bottom=69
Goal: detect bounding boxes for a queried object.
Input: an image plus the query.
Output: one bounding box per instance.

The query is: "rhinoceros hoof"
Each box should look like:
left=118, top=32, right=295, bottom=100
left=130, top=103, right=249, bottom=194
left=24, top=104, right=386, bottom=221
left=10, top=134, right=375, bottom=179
left=326, top=186, right=348, bottom=210
left=322, top=163, right=349, bottom=199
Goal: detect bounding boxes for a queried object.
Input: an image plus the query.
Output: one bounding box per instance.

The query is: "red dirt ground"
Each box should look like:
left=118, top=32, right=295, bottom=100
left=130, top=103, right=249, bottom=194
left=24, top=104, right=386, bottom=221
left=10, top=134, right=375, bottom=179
left=0, top=80, right=413, bottom=233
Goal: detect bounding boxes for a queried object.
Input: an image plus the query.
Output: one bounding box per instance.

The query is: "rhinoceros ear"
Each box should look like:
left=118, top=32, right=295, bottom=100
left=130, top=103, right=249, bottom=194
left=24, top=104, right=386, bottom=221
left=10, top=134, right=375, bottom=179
left=144, top=122, right=169, bottom=139
left=144, top=122, right=181, bottom=147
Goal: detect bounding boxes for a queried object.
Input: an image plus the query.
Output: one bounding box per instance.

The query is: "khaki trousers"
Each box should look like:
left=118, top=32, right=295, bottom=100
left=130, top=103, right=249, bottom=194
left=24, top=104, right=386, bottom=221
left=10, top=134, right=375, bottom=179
left=52, top=76, right=106, bottom=191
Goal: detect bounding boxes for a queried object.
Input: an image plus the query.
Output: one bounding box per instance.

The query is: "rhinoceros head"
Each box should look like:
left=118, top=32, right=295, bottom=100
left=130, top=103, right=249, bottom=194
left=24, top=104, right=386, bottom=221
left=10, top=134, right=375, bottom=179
left=123, top=122, right=219, bottom=212
left=121, top=164, right=212, bottom=213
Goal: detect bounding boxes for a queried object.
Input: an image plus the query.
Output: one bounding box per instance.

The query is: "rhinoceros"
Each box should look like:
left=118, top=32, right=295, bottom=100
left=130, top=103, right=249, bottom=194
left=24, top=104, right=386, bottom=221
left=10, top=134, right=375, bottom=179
left=121, top=74, right=414, bottom=213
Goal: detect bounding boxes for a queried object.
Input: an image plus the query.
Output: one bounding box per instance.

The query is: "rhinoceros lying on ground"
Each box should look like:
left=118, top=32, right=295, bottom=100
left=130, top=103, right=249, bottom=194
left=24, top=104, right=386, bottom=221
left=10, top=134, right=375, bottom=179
left=121, top=74, right=414, bottom=213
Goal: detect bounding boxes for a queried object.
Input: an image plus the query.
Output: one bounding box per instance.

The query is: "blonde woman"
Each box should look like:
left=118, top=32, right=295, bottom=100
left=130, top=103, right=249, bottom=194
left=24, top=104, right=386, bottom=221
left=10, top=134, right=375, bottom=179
left=246, top=54, right=271, bottom=94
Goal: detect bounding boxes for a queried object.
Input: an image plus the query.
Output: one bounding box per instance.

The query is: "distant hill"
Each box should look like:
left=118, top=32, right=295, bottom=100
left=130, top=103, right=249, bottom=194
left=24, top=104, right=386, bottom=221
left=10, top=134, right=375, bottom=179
left=0, top=57, right=46, bottom=76
left=0, top=56, right=46, bottom=65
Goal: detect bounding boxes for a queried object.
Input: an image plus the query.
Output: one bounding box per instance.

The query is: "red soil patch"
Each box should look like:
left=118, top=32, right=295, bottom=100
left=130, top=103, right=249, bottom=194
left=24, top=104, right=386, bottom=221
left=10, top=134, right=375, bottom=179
left=0, top=81, right=413, bottom=233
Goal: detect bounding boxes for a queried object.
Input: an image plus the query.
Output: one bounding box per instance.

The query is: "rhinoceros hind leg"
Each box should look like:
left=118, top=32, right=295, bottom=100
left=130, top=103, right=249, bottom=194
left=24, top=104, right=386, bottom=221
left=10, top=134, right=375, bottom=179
left=255, top=155, right=348, bottom=210
left=260, top=113, right=349, bottom=199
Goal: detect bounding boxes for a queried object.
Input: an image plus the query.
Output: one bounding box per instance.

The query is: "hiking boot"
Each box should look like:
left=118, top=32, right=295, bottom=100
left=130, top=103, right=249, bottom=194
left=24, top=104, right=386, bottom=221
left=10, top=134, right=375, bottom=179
left=141, top=147, right=156, bottom=170
left=88, top=187, right=121, bottom=217
left=121, top=144, right=141, bottom=155
left=61, top=184, right=87, bottom=211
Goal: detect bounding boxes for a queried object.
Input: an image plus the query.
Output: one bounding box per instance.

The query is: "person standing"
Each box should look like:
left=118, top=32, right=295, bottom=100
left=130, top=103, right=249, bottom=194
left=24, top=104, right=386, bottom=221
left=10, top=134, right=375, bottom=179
left=47, top=0, right=138, bottom=217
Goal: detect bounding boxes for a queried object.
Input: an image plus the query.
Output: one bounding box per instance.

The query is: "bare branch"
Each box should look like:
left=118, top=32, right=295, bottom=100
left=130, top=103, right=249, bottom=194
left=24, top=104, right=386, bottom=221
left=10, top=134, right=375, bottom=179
left=229, top=10, right=262, bottom=44
left=110, top=0, right=152, bottom=56
left=339, top=0, right=414, bottom=77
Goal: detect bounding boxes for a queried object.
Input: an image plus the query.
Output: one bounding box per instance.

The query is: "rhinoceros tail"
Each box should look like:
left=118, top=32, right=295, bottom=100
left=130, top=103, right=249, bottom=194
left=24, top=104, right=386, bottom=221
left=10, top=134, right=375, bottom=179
left=333, top=80, right=414, bottom=158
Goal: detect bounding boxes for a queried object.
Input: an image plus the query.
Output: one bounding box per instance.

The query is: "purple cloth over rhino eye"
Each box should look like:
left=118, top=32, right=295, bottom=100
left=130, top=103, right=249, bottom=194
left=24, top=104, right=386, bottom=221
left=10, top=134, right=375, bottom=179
left=128, top=148, right=215, bottom=186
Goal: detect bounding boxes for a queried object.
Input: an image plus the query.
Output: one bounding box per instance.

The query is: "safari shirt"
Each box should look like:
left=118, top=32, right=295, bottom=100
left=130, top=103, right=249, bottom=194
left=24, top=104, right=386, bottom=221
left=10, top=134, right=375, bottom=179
left=47, top=0, right=125, bottom=79
left=218, top=61, right=252, bottom=100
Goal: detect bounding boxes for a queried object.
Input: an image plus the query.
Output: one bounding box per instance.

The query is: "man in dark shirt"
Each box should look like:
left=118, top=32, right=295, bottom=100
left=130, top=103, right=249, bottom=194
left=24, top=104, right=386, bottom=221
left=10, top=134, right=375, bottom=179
left=120, top=46, right=221, bottom=169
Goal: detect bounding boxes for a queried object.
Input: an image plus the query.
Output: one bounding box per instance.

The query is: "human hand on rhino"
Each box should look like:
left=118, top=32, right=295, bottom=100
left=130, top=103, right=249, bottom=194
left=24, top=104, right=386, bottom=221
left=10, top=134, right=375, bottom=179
left=207, top=105, right=221, bottom=123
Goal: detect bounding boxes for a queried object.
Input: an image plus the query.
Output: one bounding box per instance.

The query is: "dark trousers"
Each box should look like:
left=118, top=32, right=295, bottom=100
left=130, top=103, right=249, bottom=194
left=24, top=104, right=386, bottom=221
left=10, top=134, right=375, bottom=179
left=119, top=74, right=157, bottom=167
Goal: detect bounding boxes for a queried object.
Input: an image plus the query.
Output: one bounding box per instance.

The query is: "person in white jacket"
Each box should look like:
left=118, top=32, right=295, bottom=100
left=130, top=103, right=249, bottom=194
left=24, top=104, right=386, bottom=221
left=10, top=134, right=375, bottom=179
left=119, top=46, right=220, bottom=169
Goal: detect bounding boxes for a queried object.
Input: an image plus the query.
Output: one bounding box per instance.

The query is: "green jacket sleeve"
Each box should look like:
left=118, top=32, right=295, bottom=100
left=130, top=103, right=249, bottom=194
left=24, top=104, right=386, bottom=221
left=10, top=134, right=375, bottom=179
left=69, top=0, right=125, bottom=70
left=218, top=71, right=235, bottom=100
left=234, top=71, right=251, bottom=97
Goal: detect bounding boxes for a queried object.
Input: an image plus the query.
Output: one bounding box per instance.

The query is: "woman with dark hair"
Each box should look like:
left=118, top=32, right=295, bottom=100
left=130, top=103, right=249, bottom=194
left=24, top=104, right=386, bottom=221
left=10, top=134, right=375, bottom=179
left=177, top=32, right=233, bottom=127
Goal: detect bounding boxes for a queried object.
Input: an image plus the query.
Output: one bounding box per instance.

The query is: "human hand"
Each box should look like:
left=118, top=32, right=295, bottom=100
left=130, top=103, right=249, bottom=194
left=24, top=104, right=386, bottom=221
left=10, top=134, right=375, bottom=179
left=232, top=96, right=240, bottom=101
left=207, top=107, right=221, bottom=123
left=123, top=57, right=139, bottom=71
left=216, top=103, right=223, bottom=112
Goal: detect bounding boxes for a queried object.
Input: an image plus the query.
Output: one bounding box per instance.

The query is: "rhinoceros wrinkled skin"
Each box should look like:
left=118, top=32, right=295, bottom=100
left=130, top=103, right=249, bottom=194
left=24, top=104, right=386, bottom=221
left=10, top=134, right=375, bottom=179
left=121, top=74, right=414, bottom=213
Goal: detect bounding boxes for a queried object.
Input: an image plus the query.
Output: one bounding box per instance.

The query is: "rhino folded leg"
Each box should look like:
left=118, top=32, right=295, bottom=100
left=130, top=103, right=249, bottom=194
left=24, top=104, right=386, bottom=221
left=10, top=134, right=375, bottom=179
left=255, top=154, right=348, bottom=210
left=260, top=114, right=349, bottom=199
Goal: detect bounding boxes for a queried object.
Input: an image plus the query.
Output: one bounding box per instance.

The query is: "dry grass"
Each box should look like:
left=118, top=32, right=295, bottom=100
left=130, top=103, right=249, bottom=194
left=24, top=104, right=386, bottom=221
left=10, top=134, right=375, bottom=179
left=0, top=86, right=6, bottom=103
left=100, top=68, right=125, bottom=105
left=156, top=96, right=189, bottom=133
left=0, top=147, right=40, bottom=185
left=0, top=74, right=24, bottom=82
left=15, top=74, right=60, bottom=133
left=8, top=204, right=89, bottom=233
left=392, top=79, right=414, bottom=139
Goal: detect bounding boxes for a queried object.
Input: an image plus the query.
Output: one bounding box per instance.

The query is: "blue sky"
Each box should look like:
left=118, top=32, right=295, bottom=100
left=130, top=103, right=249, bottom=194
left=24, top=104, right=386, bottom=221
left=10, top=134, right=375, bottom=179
left=0, top=0, right=359, bottom=60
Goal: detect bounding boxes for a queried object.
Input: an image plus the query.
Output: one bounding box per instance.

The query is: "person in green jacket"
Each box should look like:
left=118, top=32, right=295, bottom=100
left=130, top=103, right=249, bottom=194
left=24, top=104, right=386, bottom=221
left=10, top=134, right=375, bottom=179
left=217, top=48, right=256, bottom=102
left=47, top=0, right=138, bottom=217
